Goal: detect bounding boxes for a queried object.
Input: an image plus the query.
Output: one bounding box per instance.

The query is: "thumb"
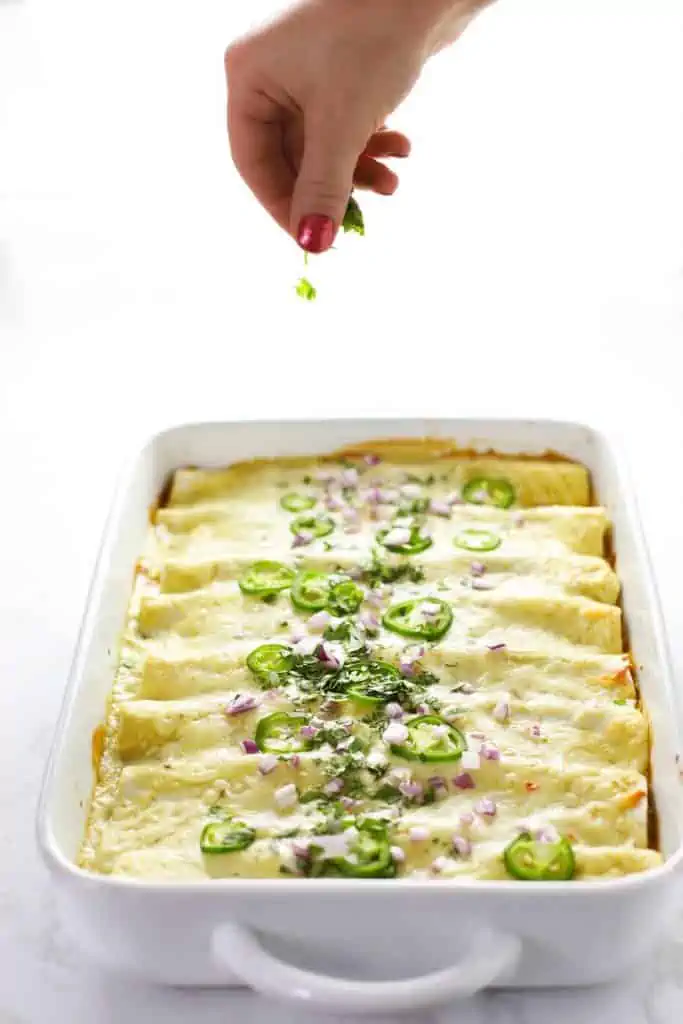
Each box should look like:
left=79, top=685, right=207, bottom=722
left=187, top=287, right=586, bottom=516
left=290, top=112, right=367, bottom=253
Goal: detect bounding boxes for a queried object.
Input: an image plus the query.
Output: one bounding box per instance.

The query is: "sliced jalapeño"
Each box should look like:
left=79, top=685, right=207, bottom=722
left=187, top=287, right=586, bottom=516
left=328, top=579, right=364, bottom=616
left=340, top=659, right=402, bottom=706
left=291, top=571, right=330, bottom=612
left=246, top=644, right=293, bottom=679
left=377, top=525, right=432, bottom=556
left=200, top=818, right=256, bottom=854
left=281, top=492, right=316, bottom=513
left=290, top=513, right=335, bottom=539
left=462, top=477, right=515, bottom=509
left=503, top=832, right=575, bottom=881
left=239, top=560, right=294, bottom=597
left=453, top=528, right=501, bottom=552
left=255, top=712, right=313, bottom=754
left=390, top=715, right=466, bottom=762
left=332, top=820, right=395, bottom=878
left=382, top=597, right=453, bottom=642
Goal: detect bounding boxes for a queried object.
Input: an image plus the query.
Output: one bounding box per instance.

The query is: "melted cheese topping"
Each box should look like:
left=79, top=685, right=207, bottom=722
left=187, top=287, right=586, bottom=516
left=80, top=448, right=659, bottom=881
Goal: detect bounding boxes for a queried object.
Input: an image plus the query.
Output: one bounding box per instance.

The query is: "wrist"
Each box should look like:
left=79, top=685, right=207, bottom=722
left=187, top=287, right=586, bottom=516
left=393, top=0, right=491, bottom=57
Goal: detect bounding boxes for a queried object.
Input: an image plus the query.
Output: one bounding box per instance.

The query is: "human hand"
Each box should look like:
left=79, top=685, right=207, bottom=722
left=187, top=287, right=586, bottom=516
left=225, top=0, right=488, bottom=252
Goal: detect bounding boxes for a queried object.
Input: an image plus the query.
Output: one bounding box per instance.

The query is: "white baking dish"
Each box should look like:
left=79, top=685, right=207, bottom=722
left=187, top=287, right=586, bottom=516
left=37, top=418, right=683, bottom=1016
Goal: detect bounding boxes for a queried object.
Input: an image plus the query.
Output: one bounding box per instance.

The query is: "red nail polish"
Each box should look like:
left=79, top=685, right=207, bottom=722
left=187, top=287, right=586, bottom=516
left=297, top=214, right=336, bottom=254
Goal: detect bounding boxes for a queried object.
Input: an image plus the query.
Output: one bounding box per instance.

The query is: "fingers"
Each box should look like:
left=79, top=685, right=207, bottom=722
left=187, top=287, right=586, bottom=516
left=354, top=155, right=400, bottom=195
left=227, top=86, right=295, bottom=233
left=289, top=109, right=370, bottom=252
left=364, top=129, right=411, bottom=160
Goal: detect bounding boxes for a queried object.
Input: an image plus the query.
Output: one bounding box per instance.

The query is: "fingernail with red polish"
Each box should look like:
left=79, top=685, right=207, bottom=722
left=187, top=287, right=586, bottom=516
left=297, top=214, right=336, bottom=254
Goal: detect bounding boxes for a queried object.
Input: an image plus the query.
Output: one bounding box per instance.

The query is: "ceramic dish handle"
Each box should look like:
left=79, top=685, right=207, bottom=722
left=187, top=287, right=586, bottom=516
left=213, top=921, right=520, bottom=1015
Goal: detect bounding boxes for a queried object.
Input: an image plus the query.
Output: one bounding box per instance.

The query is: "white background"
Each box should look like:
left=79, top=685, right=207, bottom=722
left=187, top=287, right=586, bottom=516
left=2, top=0, right=683, bottom=1021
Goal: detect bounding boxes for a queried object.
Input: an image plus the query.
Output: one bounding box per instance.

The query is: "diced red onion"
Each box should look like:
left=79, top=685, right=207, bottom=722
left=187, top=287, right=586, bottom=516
left=512, top=512, right=525, bottom=526
left=311, top=829, right=358, bottom=859
left=421, top=600, right=442, bottom=617
left=390, top=845, right=405, bottom=864
left=318, top=641, right=345, bottom=670
left=460, top=750, right=480, bottom=771
left=360, top=611, right=380, bottom=634
left=459, top=812, right=475, bottom=827
left=325, top=492, right=344, bottom=511
left=475, top=797, right=497, bottom=817
left=363, top=453, right=381, bottom=466
left=324, top=777, right=344, bottom=796
left=480, top=742, right=501, bottom=761
left=399, top=657, right=416, bottom=678
left=341, top=468, right=359, bottom=488
left=290, top=754, right=301, bottom=769
left=383, top=721, right=409, bottom=745
left=258, top=753, right=278, bottom=775
left=428, top=775, right=447, bottom=790
left=431, top=856, right=453, bottom=874
left=299, top=724, right=319, bottom=740
left=452, top=835, right=472, bottom=858
left=340, top=795, right=360, bottom=811
left=293, top=636, right=319, bottom=657
left=292, top=531, right=313, bottom=548
left=469, top=731, right=485, bottom=740
left=370, top=505, right=394, bottom=522
left=274, top=783, right=298, bottom=808
left=292, top=840, right=311, bottom=861
left=240, top=738, right=259, bottom=755
left=409, top=826, right=430, bottom=842
left=530, top=723, right=541, bottom=738
left=453, top=772, right=475, bottom=790
left=446, top=491, right=463, bottom=505
left=382, top=526, right=412, bottom=548
left=493, top=699, right=510, bottom=723
left=429, top=499, right=451, bottom=517
left=470, top=561, right=487, bottom=577
left=385, top=702, right=404, bottom=720
left=308, top=610, right=331, bottom=631
left=227, top=694, right=259, bottom=715
left=399, top=779, right=424, bottom=799
left=416, top=703, right=430, bottom=716
left=487, top=642, right=507, bottom=652
left=536, top=824, right=560, bottom=844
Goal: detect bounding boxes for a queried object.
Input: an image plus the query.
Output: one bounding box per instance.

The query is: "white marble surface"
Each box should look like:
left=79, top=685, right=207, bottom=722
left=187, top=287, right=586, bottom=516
left=2, top=0, right=683, bottom=1020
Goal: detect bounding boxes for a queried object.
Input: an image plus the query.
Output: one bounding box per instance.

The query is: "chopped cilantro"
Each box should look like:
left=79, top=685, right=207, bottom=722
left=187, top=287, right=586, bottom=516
left=342, top=195, right=365, bottom=236
left=296, top=277, right=317, bottom=301
left=360, top=552, right=425, bottom=588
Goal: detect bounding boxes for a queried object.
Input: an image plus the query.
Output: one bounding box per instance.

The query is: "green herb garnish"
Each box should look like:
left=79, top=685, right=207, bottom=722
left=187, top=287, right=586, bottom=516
left=295, top=277, right=317, bottom=301
left=295, top=195, right=364, bottom=300
left=342, top=196, right=365, bottom=236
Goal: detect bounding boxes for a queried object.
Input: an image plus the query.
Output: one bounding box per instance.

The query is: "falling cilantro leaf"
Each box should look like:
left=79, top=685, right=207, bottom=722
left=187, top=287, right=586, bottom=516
left=294, top=194, right=364, bottom=299
left=295, top=277, right=317, bottom=301
left=342, top=195, right=365, bottom=235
